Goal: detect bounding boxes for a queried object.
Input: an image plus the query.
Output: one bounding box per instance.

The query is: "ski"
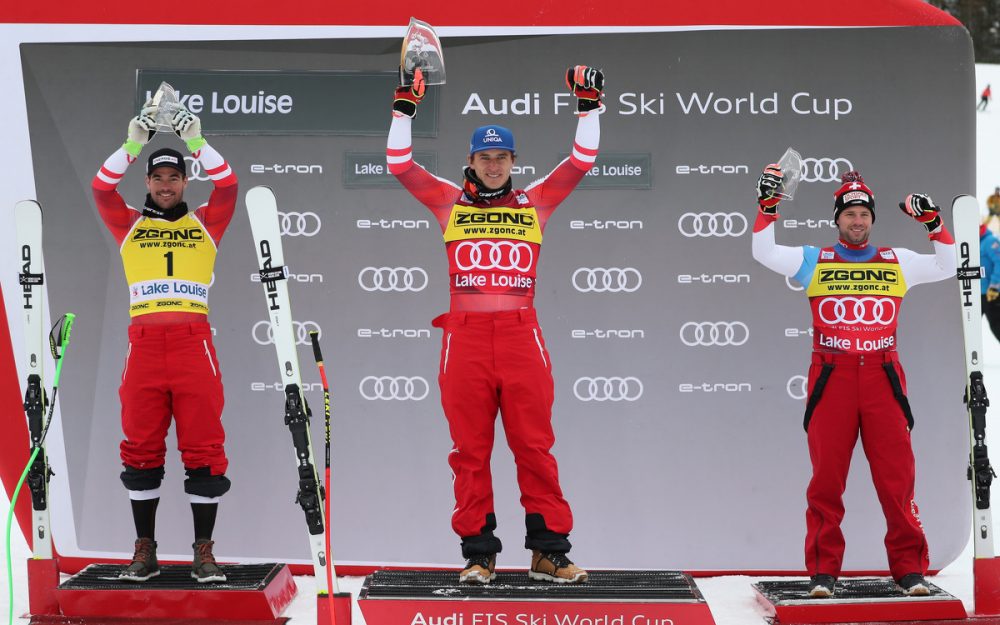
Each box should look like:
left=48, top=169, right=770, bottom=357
left=15, top=199, right=52, bottom=559
left=246, top=186, right=329, bottom=595
left=954, top=193, right=1000, bottom=613
left=955, top=194, right=996, bottom=559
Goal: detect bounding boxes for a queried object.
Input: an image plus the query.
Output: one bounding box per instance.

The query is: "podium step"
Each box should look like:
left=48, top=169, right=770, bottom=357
left=53, top=563, right=296, bottom=622
left=753, top=578, right=967, bottom=624
left=360, top=570, right=717, bottom=625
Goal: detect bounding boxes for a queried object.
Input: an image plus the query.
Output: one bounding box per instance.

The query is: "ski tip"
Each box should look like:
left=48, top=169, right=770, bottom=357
left=245, top=186, right=277, bottom=211
left=952, top=193, right=977, bottom=204
left=14, top=199, right=42, bottom=213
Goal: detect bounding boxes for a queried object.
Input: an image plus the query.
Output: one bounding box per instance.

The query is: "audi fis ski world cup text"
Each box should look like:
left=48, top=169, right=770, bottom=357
left=460, top=91, right=853, bottom=120
left=142, top=88, right=293, bottom=115
left=408, top=610, right=682, bottom=625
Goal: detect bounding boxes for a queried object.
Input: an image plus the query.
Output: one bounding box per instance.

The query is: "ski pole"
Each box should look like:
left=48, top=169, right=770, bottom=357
left=310, top=330, right=340, bottom=625
left=6, top=313, right=75, bottom=625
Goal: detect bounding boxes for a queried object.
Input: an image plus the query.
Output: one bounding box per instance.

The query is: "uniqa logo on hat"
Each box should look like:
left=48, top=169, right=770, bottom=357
left=470, top=125, right=515, bottom=154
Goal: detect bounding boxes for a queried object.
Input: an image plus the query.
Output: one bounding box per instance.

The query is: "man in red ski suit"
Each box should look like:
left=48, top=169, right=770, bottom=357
left=92, top=101, right=237, bottom=582
left=752, top=165, right=956, bottom=598
left=387, top=66, right=603, bottom=584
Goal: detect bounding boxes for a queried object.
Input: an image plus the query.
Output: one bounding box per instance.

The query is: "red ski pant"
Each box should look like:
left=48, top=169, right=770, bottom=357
left=433, top=309, right=573, bottom=547
left=803, top=351, right=929, bottom=580
left=119, top=322, right=228, bottom=476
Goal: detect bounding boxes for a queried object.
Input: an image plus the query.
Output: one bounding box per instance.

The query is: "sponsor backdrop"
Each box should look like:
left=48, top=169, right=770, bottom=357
left=20, top=29, right=973, bottom=570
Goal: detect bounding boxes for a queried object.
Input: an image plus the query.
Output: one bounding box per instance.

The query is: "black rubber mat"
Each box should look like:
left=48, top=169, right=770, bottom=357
left=361, top=570, right=706, bottom=601
left=755, top=578, right=955, bottom=602
left=59, top=563, right=285, bottom=591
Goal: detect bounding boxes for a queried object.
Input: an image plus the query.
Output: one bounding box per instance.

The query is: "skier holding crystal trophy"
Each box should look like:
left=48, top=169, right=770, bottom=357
left=751, top=148, right=956, bottom=598
left=91, top=83, right=239, bottom=583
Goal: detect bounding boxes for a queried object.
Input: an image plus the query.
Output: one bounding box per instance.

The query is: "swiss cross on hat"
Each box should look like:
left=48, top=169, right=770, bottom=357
left=833, top=171, right=875, bottom=222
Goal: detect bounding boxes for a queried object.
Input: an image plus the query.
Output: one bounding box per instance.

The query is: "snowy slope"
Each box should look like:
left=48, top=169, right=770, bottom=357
left=3, top=63, right=1000, bottom=625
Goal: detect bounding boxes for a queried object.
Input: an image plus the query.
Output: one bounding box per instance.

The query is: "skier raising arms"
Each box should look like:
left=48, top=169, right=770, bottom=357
left=91, top=101, right=238, bottom=582
left=751, top=166, right=956, bottom=598
left=386, top=65, right=602, bottom=584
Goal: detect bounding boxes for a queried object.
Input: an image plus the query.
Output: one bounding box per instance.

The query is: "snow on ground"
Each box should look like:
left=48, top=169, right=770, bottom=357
left=3, top=63, right=1000, bottom=625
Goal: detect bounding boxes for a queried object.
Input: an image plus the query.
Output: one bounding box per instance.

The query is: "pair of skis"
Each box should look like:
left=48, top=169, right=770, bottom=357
left=246, top=186, right=340, bottom=615
left=9, top=201, right=75, bottom=625
left=12, top=201, right=76, bottom=560
left=955, top=194, right=1000, bottom=614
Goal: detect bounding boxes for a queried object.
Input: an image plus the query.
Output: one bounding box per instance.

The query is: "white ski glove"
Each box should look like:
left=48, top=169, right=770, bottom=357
left=171, top=106, right=206, bottom=151
left=124, top=103, right=159, bottom=156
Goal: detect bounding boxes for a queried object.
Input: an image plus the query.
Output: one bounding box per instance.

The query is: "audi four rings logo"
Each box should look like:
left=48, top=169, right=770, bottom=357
left=786, top=276, right=804, bottom=292
left=800, top=157, right=853, bottom=183
left=185, top=157, right=209, bottom=182
left=359, top=376, right=429, bottom=400
left=455, top=240, right=533, bottom=271
left=818, top=297, right=896, bottom=325
left=679, top=321, right=750, bottom=346
left=677, top=212, right=748, bottom=238
left=787, top=375, right=808, bottom=400
left=573, top=377, right=644, bottom=402
left=572, top=267, right=642, bottom=293
left=358, top=267, right=429, bottom=292
left=252, top=320, right=321, bottom=346
left=278, top=211, right=322, bottom=237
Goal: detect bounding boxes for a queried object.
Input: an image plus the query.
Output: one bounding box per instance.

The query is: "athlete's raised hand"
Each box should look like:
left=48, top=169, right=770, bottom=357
left=393, top=67, right=426, bottom=118
left=125, top=102, right=158, bottom=156
left=756, top=164, right=784, bottom=214
left=171, top=106, right=205, bottom=151
left=566, top=65, right=604, bottom=113
left=899, top=193, right=942, bottom=232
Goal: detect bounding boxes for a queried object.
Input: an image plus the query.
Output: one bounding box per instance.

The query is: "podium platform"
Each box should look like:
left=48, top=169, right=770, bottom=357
left=360, top=570, right=717, bottom=625
left=753, top=578, right=968, bottom=624
left=32, top=562, right=296, bottom=624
